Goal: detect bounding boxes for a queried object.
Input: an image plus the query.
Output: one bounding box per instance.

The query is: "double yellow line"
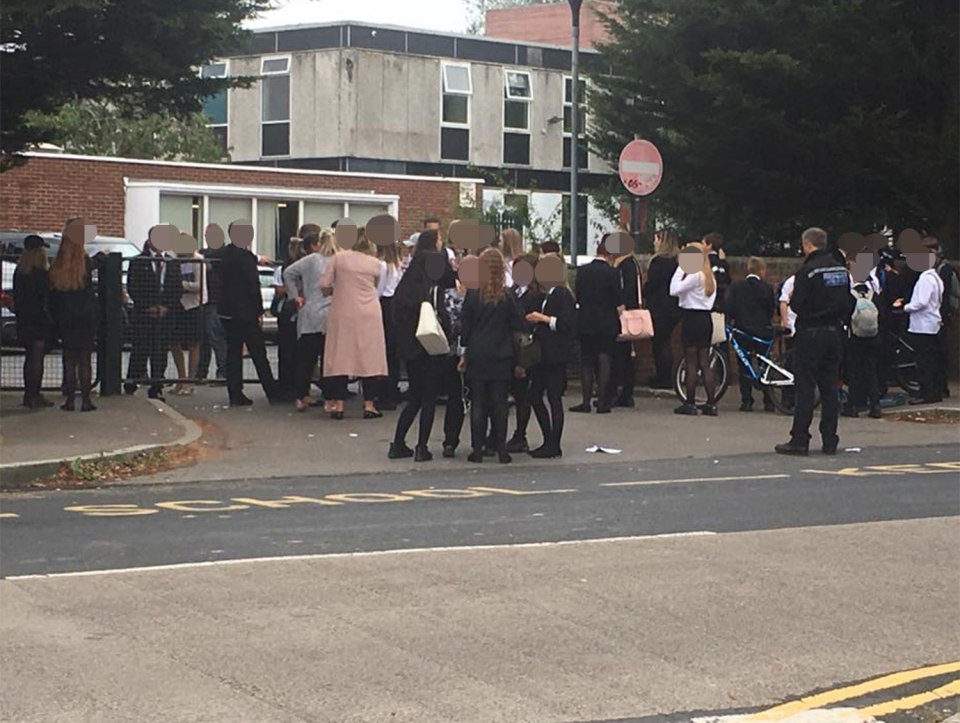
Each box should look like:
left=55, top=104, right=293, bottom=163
left=743, top=660, right=960, bottom=720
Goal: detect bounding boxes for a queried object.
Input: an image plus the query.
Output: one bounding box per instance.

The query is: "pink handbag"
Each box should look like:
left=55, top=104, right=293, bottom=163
left=617, top=258, right=655, bottom=341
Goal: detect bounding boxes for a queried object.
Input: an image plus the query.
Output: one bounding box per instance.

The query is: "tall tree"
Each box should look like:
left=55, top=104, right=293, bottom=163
left=590, top=0, right=960, bottom=255
left=0, top=0, right=269, bottom=163
left=24, top=100, right=228, bottom=163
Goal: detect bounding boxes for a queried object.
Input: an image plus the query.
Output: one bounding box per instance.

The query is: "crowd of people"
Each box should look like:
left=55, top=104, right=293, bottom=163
left=10, top=214, right=958, bottom=461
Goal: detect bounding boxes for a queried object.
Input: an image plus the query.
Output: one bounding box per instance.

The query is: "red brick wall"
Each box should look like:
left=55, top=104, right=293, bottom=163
left=485, top=0, right=615, bottom=49
left=0, top=154, right=476, bottom=238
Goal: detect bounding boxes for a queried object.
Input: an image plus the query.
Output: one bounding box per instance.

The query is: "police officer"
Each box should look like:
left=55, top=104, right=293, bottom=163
left=775, top=227, right=855, bottom=456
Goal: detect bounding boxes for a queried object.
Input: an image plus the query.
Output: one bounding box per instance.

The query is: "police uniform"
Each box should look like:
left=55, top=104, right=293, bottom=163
left=777, top=248, right=855, bottom=455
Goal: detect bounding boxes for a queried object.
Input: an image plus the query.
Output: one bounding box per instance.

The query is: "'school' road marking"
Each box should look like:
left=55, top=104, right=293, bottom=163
left=802, top=461, right=960, bottom=477
left=603, top=474, right=791, bottom=487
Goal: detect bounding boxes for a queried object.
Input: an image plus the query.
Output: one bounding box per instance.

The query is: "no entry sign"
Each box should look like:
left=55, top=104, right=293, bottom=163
left=619, top=139, right=663, bottom=196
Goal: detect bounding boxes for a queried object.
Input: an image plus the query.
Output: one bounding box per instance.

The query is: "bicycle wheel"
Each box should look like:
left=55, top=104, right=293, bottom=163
left=891, top=337, right=920, bottom=395
left=675, top=347, right=729, bottom=405
left=764, top=352, right=821, bottom=415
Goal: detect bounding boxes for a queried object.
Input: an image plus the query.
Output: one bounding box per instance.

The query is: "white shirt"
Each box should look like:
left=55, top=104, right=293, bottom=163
left=180, top=253, right=207, bottom=310
left=504, top=259, right=514, bottom=289
left=779, top=275, right=797, bottom=334
left=378, top=261, right=403, bottom=298
left=669, top=267, right=716, bottom=311
left=903, top=268, right=944, bottom=334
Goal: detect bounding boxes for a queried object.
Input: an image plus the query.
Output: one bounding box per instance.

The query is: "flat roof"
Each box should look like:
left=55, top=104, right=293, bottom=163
left=226, top=21, right=611, bottom=74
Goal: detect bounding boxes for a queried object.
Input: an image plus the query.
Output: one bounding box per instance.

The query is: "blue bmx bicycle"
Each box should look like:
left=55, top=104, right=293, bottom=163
left=675, top=324, right=811, bottom=414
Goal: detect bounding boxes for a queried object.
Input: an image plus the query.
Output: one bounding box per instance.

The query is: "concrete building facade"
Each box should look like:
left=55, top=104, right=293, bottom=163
left=208, top=22, right=618, bottom=254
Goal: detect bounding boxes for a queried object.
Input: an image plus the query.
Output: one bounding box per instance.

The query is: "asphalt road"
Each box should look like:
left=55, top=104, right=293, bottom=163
left=2, top=443, right=957, bottom=578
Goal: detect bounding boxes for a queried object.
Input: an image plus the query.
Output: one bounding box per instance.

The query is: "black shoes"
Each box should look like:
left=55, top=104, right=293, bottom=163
left=60, top=397, right=75, bottom=412
left=80, top=398, right=97, bottom=412
left=775, top=441, right=809, bottom=456
left=595, top=405, right=612, bottom=414
left=230, top=396, right=254, bottom=407
left=363, top=409, right=383, bottom=419
left=821, top=445, right=838, bottom=455
left=700, top=403, right=718, bottom=417
left=414, top=445, right=433, bottom=462
left=674, top=403, right=697, bottom=416
left=467, top=450, right=484, bottom=463
left=23, top=395, right=53, bottom=409
left=123, top=383, right=137, bottom=395
left=498, top=451, right=512, bottom=464
left=329, top=411, right=344, bottom=420
left=388, top=442, right=414, bottom=459
left=442, top=444, right=457, bottom=458
left=909, top=396, right=942, bottom=406
left=868, top=406, right=883, bottom=419
left=569, top=403, right=591, bottom=413
left=739, top=402, right=753, bottom=412
left=506, top=436, right=529, bottom=453
left=147, top=386, right=166, bottom=402
left=614, top=396, right=635, bottom=408
left=529, top=446, right=562, bottom=459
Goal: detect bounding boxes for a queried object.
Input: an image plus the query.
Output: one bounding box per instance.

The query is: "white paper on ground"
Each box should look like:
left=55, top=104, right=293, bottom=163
left=585, top=445, right=622, bottom=454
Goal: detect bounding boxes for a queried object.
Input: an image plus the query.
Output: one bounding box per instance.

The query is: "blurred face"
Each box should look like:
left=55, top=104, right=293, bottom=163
left=678, top=249, right=703, bottom=274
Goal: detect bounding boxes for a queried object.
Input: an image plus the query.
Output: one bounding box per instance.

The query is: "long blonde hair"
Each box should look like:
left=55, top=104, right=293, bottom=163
left=654, top=228, right=680, bottom=258
left=479, top=247, right=506, bottom=304
left=317, top=230, right=339, bottom=257
left=681, top=242, right=716, bottom=297
left=500, top=228, right=523, bottom=261
left=49, top=219, right=88, bottom=291
left=16, top=247, right=48, bottom=274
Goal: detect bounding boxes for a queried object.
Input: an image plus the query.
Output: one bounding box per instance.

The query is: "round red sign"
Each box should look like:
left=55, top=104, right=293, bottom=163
left=619, top=139, right=663, bottom=196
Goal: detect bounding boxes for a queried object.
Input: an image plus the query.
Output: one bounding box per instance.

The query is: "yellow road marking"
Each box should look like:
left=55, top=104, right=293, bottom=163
left=155, top=500, right=250, bottom=513
left=64, top=504, right=159, bottom=517
left=803, top=462, right=960, bottom=477
left=603, top=474, right=789, bottom=487
left=325, top=493, right=413, bottom=503
left=230, top=496, right=342, bottom=508
left=743, top=660, right=960, bottom=720
left=467, top=486, right=576, bottom=495
left=857, top=677, right=960, bottom=717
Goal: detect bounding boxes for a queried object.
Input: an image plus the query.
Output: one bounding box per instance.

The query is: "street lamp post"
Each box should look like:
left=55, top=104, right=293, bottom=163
left=568, top=0, right=583, bottom=266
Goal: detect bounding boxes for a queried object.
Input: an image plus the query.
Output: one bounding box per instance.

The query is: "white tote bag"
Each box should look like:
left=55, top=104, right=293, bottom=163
left=416, top=287, right=450, bottom=356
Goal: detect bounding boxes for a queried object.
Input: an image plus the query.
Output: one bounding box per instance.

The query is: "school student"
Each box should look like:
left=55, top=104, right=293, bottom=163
left=894, top=255, right=945, bottom=404
left=670, top=242, right=718, bottom=416
left=725, top=257, right=776, bottom=412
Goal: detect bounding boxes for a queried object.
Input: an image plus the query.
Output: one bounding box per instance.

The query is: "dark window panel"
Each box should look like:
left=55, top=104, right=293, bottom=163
left=262, top=123, right=290, bottom=157
left=407, top=32, right=456, bottom=57
left=441, top=127, right=470, bottom=161
left=504, top=100, right=529, bottom=130
left=202, top=91, right=227, bottom=125
left=541, top=47, right=572, bottom=71
left=345, top=157, right=408, bottom=174
left=456, top=37, right=516, bottom=64
left=442, top=94, right=469, bottom=125
left=231, top=32, right=276, bottom=56
left=348, top=25, right=406, bottom=52
left=211, top=126, right=228, bottom=154
left=262, top=75, right=290, bottom=122
left=503, top=133, right=530, bottom=165
left=277, top=26, right=342, bottom=51
left=562, top=137, right=589, bottom=169
left=563, top=106, right=587, bottom=134
left=516, top=45, right=528, bottom=65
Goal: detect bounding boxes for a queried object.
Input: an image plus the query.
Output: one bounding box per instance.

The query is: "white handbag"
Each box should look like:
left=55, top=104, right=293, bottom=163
left=710, top=312, right=727, bottom=345
left=416, top=286, right=450, bottom=356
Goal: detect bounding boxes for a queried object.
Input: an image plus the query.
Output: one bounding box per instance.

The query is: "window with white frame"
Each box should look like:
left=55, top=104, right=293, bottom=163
left=563, top=76, right=588, bottom=169
left=201, top=61, right=229, bottom=154
left=261, top=56, right=291, bottom=158
left=503, top=70, right=531, bottom=165
left=441, top=62, right=471, bottom=162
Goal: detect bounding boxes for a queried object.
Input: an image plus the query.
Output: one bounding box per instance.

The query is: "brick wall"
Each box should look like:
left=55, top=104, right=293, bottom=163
left=485, top=0, right=615, bottom=49
left=0, top=154, right=476, bottom=238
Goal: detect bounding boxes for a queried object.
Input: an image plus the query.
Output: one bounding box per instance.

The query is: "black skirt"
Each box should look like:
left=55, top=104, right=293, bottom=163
left=680, top=308, right=712, bottom=349
left=173, top=306, right=203, bottom=345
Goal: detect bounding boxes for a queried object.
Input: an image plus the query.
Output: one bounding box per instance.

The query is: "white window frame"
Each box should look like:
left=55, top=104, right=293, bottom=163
left=260, top=56, right=291, bottom=159
left=562, top=74, right=588, bottom=138
left=440, top=62, right=472, bottom=162
left=504, top=70, right=533, bottom=101
left=200, top=60, right=230, bottom=148
left=260, top=55, right=291, bottom=75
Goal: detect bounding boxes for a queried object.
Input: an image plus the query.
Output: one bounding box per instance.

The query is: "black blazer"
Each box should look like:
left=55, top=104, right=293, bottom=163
left=513, top=284, right=544, bottom=331
left=617, top=256, right=642, bottom=310
left=217, top=244, right=263, bottom=322
left=461, top=289, right=525, bottom=381
left=644, top=255, right=680, bottom=319
left=534, top=286, right=577, bottom=365
left=575, top=259, right=621, bottom=337
left=128, top=249, right=183, bottom=314
left=725, top=276, right=776, bottom=338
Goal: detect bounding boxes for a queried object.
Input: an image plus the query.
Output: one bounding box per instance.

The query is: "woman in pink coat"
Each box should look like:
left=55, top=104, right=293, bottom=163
left=320, top=239, right=388, bottom=419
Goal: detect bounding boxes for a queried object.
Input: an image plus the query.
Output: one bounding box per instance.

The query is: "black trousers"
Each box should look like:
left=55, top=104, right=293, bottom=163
left=327, top=376, right=380, bottom=401
left=737, top=337, right=771, bottom=407
left=294, top=332, right=326, bottom=400
left=393, top=355, right=444, bottom=448
left=277, top=315, right=298, bottom=399
left=910, top=331, right=940, bottom=402
left=530, top=362, right=566, bottom=451
left=224, top=317, right=277, bottom=403
left=845, top=336, right=881, bottom=409
left=442, top=356, right=466, bottom=448
left=127, top=313, right=169, bottom=392
left=613, top=341, right=636, bottom=400
left=651, top=314, right=679, bottom=386
left=470, top=379, right=509, bottom=454
left=790, top=326, right=842, bottom=448
left=380, top=297, right=401, bottom=403
left=510, top=374, right=532, bottom=439
left=934, top=326, right=950, bottom=396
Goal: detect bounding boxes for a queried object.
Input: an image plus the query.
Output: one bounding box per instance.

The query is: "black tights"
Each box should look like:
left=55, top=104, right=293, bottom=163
left=581, top=353, right=612, bottom=408
left=471, top=380, right=509, bottom=454
left=685, top=346, right=716, bottom=404
left=63, top=349, right=94, bottom=401
left=22, top=340, right=46, bottom=401
left=530, top=363, right=565, bottom=451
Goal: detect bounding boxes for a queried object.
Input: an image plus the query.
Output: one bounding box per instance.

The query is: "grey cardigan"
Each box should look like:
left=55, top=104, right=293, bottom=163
left=283, top=253, right=334, bottom=338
